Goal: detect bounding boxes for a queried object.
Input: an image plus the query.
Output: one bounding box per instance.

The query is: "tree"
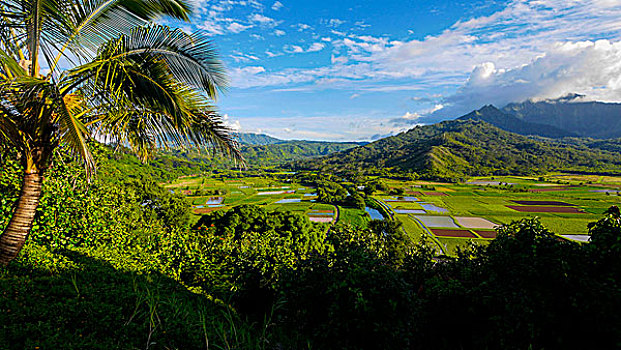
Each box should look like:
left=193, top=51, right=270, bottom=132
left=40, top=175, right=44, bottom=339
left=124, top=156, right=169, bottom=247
left=0, top=0, right=242, bottom=264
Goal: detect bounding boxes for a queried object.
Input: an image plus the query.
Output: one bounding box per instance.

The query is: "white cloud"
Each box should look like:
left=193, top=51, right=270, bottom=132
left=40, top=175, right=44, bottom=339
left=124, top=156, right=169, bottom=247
left=249, top=13, right=277, bottom=26
left=286, top=45, right=305, bottom=53
left=226, top=22, right=253, bottom=33
left=222, top=114, right=242, bottom=131
left=307, top=42, right=326, bottom=52
left=230, top=51, right=260, bottom=63
left=271, top=1, right=283, bottom=11
left=295, top=23, right=312, bottom=31
left=284, top=43, right=326, bottom=54
left=274, top=29, right=286, bottom=36
left=227, top=0, right=621, bottom=123
left=427, top=39, right=621, bottom=121
left=231, top=66, right=266, bottom=77
left=232, top=114, right=412, bottom=141
left=326, top=18, right=345, bottom=27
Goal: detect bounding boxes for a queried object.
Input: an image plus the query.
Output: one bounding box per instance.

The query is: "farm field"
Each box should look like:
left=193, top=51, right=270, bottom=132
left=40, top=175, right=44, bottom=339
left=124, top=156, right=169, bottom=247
left=373, top=175, right=621, bottom=254
left=165, top=173, right=621, bottom=256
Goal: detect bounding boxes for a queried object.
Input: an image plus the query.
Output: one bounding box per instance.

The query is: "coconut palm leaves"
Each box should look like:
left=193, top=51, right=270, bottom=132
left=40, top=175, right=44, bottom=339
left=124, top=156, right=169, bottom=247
left=0, top=0, right=241, bottom=264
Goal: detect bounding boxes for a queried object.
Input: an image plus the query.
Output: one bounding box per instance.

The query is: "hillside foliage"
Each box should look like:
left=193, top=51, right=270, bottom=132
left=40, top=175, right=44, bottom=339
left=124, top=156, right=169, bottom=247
left=294, top=120, right=621, bottom=180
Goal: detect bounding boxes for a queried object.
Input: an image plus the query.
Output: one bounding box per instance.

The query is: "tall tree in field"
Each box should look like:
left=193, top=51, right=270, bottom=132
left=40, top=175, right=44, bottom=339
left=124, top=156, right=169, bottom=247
left=0, top=0, right=242, bottom=264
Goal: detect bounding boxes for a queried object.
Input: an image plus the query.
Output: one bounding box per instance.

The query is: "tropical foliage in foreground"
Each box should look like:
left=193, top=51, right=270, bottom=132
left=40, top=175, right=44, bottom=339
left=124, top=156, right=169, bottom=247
left=0, top=0, right=240, bottom=263
left=1, top=147, right=621, bottom=349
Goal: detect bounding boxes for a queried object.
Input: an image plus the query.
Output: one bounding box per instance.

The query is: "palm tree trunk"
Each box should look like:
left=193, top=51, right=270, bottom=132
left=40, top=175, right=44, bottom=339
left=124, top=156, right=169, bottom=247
left=0, top=172, right=43, bottom=265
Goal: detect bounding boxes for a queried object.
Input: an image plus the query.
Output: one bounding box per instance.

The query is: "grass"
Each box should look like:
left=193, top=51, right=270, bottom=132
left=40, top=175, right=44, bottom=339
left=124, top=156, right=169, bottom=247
left=0, top=245, right=267, bottom=350
left=338, top=207, right=370, bottom=227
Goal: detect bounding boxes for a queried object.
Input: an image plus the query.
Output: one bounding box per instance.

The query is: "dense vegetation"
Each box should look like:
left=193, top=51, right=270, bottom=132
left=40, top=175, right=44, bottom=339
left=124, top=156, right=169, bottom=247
left=161, top=139, right=363, bottom=169
left=294, top=119, right=621, bottom=180
left=2, top=145, right=621, bottom=348
left=237, top=132, right=283, bottom=145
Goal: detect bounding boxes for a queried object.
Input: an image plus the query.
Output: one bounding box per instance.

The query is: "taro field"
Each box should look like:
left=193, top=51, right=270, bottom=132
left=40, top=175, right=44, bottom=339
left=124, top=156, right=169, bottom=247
left=374, top=175, right=621, bottom=255
left=166, top=173, right=621, bottom=256
left=164, top=174, right=339, bottom=225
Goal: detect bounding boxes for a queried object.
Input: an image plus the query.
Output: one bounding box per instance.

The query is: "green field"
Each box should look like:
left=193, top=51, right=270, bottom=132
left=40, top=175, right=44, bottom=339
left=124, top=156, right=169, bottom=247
left=166, top=173, right=621, bottom=256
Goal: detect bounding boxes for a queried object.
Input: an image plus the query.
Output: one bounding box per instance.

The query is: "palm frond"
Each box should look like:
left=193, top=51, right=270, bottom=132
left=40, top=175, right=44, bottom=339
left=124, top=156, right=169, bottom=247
left=45, top=0, right=193, bottom=74
left=66, top=34, right=240, bottom=164
left=79, top=25, right=228, bottom=99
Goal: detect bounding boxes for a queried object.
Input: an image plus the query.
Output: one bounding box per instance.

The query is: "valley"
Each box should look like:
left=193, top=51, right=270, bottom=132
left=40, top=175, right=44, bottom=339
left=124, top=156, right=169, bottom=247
left=165, top=171, right=621, bottom=255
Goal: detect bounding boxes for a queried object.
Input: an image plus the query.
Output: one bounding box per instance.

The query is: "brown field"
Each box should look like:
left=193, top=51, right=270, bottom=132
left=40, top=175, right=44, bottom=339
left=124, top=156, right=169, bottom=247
left=474, top=230, right=498, bottom=239
left=512, top=200, right=575, bottom=206
left=431, top=229, right=477, bottom=238
left=506, top=205, right=584, bottom=213
left=194, top=207, right=221, bottom=214
left=423, top=192, right=448, bottom=196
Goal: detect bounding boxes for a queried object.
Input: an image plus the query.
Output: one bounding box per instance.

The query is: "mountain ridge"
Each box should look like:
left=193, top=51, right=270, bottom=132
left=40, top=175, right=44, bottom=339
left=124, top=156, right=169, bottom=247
left=293, top=119, right=621, bottom=179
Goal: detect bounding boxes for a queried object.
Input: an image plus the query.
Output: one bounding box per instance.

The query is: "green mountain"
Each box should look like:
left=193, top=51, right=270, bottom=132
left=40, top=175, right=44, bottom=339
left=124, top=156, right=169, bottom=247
left=501, top=95, right=621, bottom=138
left=240, top=140, right=364, bottom=166
left=294, top=119, right=621, bottom=179
left=158, top=140, right=363, bottom=170
left=237, top=133, right=283, bottom=145
left=459, top=105, right=578, bottom=138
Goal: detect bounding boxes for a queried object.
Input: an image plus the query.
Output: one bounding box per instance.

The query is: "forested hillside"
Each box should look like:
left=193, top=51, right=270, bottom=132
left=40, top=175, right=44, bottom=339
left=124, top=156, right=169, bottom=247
left=502, top=95, right=621, bottom=138
left=162, top=140, right=363, bottom=169
left=237, top=132, right=283, bottom=145
left=294, top=119, right=621, bottom=179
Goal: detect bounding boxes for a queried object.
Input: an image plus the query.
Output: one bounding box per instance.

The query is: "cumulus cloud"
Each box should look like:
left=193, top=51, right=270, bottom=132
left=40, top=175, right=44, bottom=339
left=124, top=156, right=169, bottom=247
left=222, top=114, right=242, bottom=131
left=425, top=39, right=621, bottom=121
left=229, top=0, right=621, bottom=97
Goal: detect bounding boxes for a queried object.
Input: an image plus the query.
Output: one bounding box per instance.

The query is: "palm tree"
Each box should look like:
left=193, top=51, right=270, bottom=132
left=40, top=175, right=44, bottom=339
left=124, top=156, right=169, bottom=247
left=0, top=0, right=242, bottom=265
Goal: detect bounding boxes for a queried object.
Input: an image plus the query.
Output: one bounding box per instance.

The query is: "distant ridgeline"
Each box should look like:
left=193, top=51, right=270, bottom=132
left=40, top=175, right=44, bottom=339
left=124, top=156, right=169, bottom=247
left=461, top=94, right=621, bottom=139
left=103, top=133, right=365, bottom=177
left=293, top=119, right=621, bottom=180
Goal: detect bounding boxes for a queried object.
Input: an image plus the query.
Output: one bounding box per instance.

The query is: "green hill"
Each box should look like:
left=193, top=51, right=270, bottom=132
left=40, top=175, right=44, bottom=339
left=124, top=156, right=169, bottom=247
left=294, top=119, right=621, bottom=179
left=237, top=132, right=283, bottom=145
left=161, top=140, right=363, bottom=169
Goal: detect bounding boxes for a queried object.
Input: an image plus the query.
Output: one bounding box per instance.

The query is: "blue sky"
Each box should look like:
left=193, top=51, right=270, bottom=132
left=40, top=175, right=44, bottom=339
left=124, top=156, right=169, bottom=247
left=167, top=0, right=621, bottom=141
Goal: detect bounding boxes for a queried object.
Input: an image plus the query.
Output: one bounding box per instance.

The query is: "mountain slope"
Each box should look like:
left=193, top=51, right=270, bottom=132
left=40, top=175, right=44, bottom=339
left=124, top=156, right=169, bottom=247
left=237, top=133, right=283, bottom=145
left=502, top=95, right=621, bottom=138
left=161, top=140, right=363, bottom=169
left=459, top=105, right=578, bottom=138
left=294, top=119, right=621, bottom=179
